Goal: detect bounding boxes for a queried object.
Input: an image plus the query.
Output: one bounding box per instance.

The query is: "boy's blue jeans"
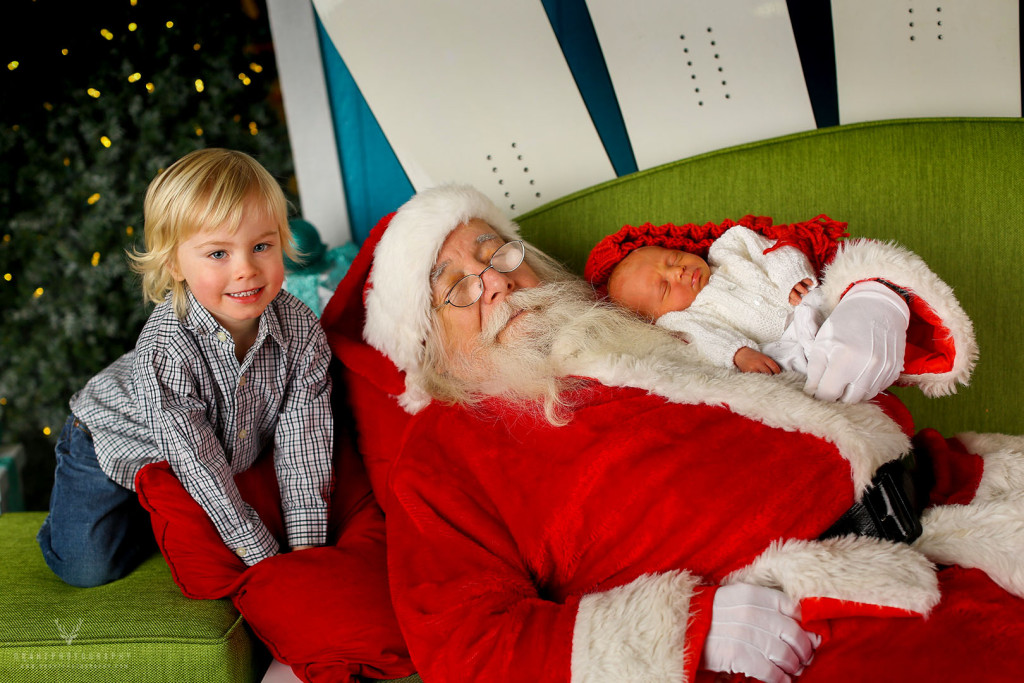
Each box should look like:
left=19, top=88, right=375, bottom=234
left=37, top=414, right=156, bottom=587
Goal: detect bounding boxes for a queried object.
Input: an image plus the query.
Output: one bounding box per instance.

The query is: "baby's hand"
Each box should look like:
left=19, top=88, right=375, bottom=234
left=789, top=278, right=814, bottom=306
left=734, top=347, right=781, bottom=374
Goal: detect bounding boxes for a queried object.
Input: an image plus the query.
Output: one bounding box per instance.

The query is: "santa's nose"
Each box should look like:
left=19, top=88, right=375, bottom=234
left=480, top=267, right=514, bottom=304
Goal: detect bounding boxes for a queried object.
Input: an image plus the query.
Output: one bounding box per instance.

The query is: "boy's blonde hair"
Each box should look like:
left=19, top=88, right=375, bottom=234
left=129, top=148, right=296, bottom=319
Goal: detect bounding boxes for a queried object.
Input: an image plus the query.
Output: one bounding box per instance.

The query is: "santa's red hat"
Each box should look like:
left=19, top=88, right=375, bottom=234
left=361, top=184, right=523, bottom=413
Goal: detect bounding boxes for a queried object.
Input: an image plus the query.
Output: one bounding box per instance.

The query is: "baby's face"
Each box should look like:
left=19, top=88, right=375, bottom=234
left=607, top=245, right=710, bottom=320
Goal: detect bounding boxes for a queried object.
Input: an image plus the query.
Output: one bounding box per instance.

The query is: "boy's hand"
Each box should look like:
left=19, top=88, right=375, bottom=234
left=291, top=545, right=314, bottom=551
left=734, top=347, right=781, bottom=374
left=789, top=278, right=814, bottom=306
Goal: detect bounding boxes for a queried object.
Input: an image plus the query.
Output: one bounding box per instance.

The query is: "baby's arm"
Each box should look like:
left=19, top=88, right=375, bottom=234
left=659, top=308, right=760, bottom=371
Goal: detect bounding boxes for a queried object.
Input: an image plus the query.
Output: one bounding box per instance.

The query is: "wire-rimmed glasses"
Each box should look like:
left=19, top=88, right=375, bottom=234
left=435, top=240, right=526, bottom=309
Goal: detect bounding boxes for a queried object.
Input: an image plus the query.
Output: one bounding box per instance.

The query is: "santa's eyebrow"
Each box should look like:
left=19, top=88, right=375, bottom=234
left=430, top=261, right=449, bottom=287
left=430, top=233, right=501, bottom=285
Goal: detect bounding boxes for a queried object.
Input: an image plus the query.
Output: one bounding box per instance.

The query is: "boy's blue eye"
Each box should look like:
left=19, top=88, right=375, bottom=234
left=210, top=250, right=227, bottom=260
left=254, top=243, right=269, bottom=253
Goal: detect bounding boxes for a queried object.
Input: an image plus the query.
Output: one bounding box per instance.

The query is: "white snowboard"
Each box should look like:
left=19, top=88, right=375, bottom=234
left=313, top=0, right=615, bottom=216
left=832, top=0, right=1020, bottom=124
left=586, top=0, right=816, bottom=170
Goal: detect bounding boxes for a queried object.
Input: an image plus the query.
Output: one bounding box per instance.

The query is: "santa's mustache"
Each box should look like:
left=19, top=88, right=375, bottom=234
left=480, top=300, right=516, bottom=343
left=480, top=283, right=567, bottom=344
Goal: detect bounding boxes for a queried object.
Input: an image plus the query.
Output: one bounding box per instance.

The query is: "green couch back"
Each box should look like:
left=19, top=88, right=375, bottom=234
left=516, top=118, right=1024, bottom=437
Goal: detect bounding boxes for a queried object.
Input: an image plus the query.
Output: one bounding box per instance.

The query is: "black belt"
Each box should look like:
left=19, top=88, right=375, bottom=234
left=819, top=451, right=933, bottom=544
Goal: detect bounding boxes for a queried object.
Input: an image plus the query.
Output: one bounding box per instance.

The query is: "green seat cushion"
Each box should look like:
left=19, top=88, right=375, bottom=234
left=517, top=117, right=1024, bottom=436
left=0, top=512, right=256, bottom=682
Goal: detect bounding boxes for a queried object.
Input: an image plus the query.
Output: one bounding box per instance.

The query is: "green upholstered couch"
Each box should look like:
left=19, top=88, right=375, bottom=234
left=0, top=512, right=262, bottom=682
left=1, top=117, right=1020, bottom=682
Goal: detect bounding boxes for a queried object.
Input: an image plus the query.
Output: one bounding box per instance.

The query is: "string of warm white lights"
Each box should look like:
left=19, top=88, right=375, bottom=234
left=2, top=0, right=281, bottom=442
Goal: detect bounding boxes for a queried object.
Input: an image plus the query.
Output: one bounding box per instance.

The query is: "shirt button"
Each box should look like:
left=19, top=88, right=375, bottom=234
left=235, top=547, right=247, bottom=557
left=217, top=332, right=228, bottom=343
left=239, top=375, right=247, bottom=386
left=238, top=428, right=247, bottom=439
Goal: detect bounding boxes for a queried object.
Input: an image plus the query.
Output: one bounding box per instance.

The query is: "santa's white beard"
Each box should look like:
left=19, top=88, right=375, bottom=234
left=422, top=279, right=688, bottom=424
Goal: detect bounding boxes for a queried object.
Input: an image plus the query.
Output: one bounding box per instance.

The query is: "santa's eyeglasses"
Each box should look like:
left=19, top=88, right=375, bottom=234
left=434, top=240, right=526, bottom=309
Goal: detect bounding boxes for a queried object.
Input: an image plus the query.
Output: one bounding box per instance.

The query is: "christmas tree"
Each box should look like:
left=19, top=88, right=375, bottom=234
left=1, top=0, right=296, bottom=508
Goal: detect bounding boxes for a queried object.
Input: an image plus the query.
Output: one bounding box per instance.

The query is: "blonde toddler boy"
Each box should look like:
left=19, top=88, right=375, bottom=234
left=37, top=148, right=333, bottom=586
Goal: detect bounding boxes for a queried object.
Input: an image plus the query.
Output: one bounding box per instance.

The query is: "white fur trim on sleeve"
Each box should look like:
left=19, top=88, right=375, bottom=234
left=954, top=432, right=1024, bottom=505
left=819, top=239, right=977, bottom=396
left=725, top=536, right=940, bottom=615
left=571, top=571, right=700, bottom=683
left=913, top=432, right=1024, bottom=598
left=915, top=500, right=1024, bottom=598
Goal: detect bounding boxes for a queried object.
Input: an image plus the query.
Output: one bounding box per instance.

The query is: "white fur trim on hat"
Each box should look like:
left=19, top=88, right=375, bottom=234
left=363, top=184, right=522, bottom=413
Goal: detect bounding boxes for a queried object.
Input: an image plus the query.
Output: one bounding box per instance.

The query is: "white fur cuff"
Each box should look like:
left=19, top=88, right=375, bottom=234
left=914, top=432, right=1024, bottom=598
left=820, top=239, right=977, bottom=396
left=571, top=571, right=700, bottom=683
left=725, top=536, right=940, bottom=615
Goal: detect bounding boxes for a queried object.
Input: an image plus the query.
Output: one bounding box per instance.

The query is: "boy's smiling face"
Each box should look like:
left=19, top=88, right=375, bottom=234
left=607, top=245, right=710, bottom=321
left=172, top=199, right=285, bottom=341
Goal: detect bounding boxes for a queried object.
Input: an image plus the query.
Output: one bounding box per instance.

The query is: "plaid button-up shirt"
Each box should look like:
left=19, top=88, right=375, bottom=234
left=71, top=289, right=333, bottom=565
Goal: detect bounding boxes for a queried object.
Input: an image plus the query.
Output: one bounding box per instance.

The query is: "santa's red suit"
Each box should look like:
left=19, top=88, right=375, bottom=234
left=322, top=187, right=1024, bottom=683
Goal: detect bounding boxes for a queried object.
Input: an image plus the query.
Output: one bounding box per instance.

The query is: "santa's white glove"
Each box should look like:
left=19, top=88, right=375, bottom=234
left=701, top=584, right=820, bottom=683
left=804, top=281, right=910, bottom=403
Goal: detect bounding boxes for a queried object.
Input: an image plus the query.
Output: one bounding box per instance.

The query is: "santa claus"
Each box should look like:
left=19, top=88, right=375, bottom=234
left=322, top=184, right=1024, bottom=682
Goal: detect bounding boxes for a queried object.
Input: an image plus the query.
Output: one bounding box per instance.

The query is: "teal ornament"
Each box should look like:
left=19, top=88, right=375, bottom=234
left=285, top=218, right=328, bottom=273
left=282, top=218, right=360, bottom=316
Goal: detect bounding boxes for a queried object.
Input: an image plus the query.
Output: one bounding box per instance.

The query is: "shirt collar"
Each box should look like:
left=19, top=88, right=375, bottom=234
left=180, top=289, right=285, bottom=349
